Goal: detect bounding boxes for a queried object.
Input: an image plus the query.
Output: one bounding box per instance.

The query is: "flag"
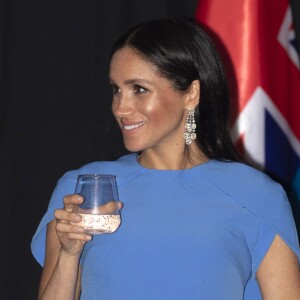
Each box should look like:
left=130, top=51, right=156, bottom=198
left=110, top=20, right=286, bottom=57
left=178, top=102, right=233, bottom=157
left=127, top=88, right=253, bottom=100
left=195, top=0, right=300, bottom=212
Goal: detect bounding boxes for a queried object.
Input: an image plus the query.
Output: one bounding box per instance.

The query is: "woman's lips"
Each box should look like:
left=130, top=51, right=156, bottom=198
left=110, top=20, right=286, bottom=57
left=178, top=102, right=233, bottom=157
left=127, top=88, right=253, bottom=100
left=122, top=121, right=146, bottom=131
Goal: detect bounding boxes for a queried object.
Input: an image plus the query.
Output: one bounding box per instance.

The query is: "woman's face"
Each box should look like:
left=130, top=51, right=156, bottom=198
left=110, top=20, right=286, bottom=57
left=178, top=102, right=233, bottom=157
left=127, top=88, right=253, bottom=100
left=110, top=47, right=191, bottom=154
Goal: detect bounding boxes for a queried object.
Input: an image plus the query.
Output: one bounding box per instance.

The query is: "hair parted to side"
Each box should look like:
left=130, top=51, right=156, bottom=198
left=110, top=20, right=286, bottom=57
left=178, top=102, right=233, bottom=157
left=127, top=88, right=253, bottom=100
left=111, top=18, right=241, bottom=162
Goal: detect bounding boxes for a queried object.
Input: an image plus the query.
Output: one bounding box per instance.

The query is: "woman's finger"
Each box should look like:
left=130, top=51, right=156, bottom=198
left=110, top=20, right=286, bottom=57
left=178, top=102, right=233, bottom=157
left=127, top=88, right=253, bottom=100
left=67, top=233, right=92, bottom=242
left=63, top=194, right=84, bottom=212
left=55, top=222, right=92, bottom=244
left=56, top=222, right=85, bottom=234
left=54, top=209, right=82, bottom=224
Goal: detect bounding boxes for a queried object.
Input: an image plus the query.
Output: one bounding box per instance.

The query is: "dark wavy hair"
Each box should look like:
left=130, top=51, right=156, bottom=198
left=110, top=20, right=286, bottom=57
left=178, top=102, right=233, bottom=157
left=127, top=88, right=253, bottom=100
left=111, top=18, right=241, bottom=162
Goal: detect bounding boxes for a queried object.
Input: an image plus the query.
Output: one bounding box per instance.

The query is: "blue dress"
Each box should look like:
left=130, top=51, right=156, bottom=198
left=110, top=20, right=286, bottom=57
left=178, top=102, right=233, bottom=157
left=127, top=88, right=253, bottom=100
left=31, top=154, right=300, bottom=299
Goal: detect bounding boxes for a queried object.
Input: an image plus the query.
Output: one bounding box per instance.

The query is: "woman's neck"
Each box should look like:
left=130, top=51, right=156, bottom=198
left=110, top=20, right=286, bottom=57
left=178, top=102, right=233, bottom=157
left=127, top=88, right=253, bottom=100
left=138, top=145, right=208, bottom=170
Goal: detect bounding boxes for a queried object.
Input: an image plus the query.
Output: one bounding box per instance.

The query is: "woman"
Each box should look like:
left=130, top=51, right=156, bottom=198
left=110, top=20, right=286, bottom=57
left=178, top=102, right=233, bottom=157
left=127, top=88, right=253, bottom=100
left=32, top=19, right=300, bottom=299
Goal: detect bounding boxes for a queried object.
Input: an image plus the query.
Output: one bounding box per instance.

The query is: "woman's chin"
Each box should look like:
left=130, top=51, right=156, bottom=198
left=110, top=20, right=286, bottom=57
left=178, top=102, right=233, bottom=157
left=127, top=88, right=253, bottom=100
left=123, top=141, right=145, bottom=153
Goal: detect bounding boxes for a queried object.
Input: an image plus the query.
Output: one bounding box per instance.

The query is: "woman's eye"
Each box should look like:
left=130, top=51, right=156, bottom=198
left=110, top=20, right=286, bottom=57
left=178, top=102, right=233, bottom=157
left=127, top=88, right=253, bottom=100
left=133, top=85, right=147, bottom=94
left=111, top=85, right=121, bottom=95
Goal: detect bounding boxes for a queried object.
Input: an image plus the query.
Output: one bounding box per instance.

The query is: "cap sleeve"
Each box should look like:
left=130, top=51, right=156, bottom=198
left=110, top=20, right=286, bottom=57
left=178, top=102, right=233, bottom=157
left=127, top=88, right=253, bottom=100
left=31, top=171, right=78, bottom=266
left=251, top=186, right=300, bottom=278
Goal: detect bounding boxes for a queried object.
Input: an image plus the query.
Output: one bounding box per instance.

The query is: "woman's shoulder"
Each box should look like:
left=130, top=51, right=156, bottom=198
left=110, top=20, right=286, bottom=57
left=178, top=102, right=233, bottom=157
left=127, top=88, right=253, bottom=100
left=208, top=160, right=300, bottom=266
left=206, top=160, right=298, bottom=248
left=60, top=153, right=139, bottom=182
left=205, top=160, right=291, bottom=219
left=207, top=160, right=283, bottom=195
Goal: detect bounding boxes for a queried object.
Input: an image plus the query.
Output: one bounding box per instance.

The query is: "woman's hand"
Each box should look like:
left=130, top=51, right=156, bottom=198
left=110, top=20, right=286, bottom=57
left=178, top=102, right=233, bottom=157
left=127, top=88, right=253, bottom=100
left=54, top=194, right=92, bottom=257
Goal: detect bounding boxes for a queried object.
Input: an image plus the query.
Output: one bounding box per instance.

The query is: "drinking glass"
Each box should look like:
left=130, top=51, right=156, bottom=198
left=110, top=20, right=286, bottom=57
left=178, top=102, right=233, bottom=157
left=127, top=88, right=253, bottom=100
left=73, top=174, right=121, bottom=234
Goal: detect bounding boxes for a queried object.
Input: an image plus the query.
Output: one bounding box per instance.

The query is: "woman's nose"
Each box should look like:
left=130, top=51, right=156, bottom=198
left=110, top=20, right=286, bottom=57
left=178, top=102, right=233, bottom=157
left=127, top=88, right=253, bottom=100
left=112, top=96, right=135, bottom=117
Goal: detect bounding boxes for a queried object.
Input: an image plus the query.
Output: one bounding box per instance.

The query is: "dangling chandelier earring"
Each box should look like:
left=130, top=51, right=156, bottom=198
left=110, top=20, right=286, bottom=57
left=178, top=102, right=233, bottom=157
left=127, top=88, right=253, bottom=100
left=183, top=108, right=197, bottom=145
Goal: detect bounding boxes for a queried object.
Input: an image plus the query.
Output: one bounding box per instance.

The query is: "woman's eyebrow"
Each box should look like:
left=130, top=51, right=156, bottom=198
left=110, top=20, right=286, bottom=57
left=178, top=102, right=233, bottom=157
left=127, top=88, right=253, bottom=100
left=109, top=78, right=152, bottom=86
left=124, top=78, right=152, bottom=85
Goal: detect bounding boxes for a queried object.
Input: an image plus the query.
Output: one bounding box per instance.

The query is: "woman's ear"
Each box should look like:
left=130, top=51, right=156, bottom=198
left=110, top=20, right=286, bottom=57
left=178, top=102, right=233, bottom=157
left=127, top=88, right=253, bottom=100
left=185, top=80, right=200, bottom=108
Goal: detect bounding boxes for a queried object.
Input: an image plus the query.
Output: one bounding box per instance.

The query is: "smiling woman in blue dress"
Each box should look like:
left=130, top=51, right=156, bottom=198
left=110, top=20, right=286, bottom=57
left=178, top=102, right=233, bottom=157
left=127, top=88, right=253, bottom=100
left=32, top=18, right=300, bottom=299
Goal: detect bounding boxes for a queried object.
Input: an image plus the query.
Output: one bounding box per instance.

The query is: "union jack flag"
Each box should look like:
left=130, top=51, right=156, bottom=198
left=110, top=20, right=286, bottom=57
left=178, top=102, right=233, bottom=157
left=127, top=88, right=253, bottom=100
left=195, top=1, right=300, bottom=214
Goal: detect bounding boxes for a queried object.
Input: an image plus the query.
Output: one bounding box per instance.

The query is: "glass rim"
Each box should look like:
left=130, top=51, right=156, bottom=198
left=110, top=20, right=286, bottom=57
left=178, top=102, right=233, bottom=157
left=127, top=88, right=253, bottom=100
left=77, top=174, right=116, bottom=179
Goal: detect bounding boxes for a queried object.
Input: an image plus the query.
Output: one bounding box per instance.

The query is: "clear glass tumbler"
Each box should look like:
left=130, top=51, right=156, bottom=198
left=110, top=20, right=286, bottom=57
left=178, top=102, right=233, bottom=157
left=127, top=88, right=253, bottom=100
left=73, top=174, right=121, bottom=234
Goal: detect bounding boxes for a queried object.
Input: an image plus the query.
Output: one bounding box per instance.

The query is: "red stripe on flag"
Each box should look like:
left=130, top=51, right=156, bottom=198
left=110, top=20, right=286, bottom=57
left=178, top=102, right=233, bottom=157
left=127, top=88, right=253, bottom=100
left=195, top=0, right=300, bottom=140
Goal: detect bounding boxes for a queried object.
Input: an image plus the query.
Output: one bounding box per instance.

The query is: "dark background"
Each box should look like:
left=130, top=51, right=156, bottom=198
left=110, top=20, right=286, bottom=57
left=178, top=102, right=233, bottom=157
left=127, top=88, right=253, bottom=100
left=1, top=1, right=299, bottom=299
left=0, top=0, right=198, bottom=298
